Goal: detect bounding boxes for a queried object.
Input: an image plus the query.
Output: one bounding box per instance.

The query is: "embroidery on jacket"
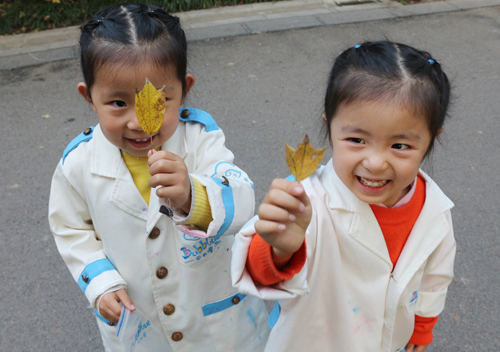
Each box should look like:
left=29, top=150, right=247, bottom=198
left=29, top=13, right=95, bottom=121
left=409, top=291, right=418, bottom=308
left=180, top=232, right=223, bottom=263
left=211, top=161, right=253, bottom=186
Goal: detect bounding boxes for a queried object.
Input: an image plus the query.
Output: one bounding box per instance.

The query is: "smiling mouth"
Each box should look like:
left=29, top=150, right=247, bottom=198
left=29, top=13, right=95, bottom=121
left=358, top=176, right=389, bottom=188
left=130, top=137, right=151, bottom=142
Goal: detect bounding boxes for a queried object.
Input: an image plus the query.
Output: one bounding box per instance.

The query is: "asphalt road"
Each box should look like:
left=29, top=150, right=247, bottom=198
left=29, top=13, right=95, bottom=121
left=1, top=5, right=499, bottom=351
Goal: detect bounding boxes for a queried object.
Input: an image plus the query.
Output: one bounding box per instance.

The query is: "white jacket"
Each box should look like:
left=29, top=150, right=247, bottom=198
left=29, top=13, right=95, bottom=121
left=232, top=160, right=456, bottom=352
left=49, top=108, right=269, bottom=352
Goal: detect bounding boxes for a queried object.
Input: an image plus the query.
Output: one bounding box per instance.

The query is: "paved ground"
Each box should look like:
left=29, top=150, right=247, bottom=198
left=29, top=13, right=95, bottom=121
left=1, top=0, right=499, bottom=351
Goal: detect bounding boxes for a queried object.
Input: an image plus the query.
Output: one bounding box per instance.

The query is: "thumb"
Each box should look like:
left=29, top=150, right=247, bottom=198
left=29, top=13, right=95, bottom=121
left=116, top=289, right=135, bottom=312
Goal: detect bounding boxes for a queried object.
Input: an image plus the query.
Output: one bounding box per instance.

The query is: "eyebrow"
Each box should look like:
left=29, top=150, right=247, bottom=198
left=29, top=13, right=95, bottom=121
left=101, top=90, right=129, bottom=99
left=341, top=126, right=370, bottom=135
left=341, top=125, right=422, bottom=141
left=392, top=132, right=422, bottom=141
left=162, top=85, right=175, bottom=91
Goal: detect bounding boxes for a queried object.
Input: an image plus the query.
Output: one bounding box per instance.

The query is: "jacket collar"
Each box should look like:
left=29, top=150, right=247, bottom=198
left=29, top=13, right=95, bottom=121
left=319, top=159, right=360, bottom=212
left=89, top=123, right=187, bottom=178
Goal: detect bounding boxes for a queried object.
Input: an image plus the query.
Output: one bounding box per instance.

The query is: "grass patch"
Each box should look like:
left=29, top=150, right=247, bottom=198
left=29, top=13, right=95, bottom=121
left=0, top=0, right=278, bottom=36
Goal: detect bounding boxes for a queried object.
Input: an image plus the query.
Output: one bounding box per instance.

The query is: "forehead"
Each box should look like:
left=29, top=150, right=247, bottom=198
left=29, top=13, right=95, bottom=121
left=333, top=99, right=431, bottom=138
left=93, top=59, right=177, bottom=89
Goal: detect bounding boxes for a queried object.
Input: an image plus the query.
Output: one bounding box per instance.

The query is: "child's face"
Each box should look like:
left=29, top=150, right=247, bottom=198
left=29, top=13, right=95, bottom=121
left=329, top=99, right=432, bottom=207
left=78, top=61, right=193, bottom=157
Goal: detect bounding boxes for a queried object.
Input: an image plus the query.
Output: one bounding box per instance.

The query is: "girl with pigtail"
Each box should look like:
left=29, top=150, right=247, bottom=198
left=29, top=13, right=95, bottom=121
left=232, top=41, right=456, bottom=352
left=49, top=3, right=269, bottom=351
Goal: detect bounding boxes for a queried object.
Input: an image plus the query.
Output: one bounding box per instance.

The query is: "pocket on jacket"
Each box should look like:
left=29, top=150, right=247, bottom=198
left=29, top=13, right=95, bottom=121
left=202, top=293, right=270, bottom=352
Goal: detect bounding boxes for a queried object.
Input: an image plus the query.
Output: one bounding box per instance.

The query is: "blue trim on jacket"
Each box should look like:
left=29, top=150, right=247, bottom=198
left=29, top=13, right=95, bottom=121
left=180, top=108, right=219, bottom=132
left=268, top=301, right=281, bottom=329
left=211, top=177, right=234, bottom=237
left=78, top=258, right=116, bottom=293
left=94, top=310, right=115, bottom=326
left=201, top=293, right=247, bottom=316
left=62, top=126, right=94, bottom=164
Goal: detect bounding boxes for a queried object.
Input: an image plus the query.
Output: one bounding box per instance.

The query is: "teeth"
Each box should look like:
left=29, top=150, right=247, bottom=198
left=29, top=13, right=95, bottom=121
left=359, top=177, right=388, bottom=187
left=133, top=138, right=150, bottom=142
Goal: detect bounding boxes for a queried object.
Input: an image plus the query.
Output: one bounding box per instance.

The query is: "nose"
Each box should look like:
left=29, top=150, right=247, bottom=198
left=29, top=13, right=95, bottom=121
left=362, top=150, right=389, bottom=173
left=127, top=112, right=143, bottom=131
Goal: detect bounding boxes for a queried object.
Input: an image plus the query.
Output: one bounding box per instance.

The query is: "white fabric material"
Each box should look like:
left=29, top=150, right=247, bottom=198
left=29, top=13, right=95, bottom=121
left=49, top=119, right=269, bottom=352
left=232, top=160, right=456, bottom=352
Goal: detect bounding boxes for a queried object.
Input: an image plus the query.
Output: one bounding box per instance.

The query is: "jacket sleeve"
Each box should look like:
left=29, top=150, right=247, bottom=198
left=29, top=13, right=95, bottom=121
left=415, top=210, right=456, bottom=317
left=232, top=216, right=309, bottom=300
left=48, top=160, right=126, bottom=310
left=171, top=119, right=255, bottom=238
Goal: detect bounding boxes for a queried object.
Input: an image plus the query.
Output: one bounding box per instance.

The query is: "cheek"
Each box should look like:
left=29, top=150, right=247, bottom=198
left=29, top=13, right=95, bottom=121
left=158, top=117, right=179, bottom=138
left=332, top=148, right=351, bottom=174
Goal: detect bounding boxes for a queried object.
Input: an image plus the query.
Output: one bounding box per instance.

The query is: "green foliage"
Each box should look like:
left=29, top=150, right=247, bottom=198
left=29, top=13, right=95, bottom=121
left=0, top=0, right=277, bottom=36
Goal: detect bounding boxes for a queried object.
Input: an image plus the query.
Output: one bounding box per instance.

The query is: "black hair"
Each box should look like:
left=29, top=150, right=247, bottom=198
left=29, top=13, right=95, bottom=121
left=79, top=3, right=188, bottom=100
left=323, top=40, right=451, bottom=156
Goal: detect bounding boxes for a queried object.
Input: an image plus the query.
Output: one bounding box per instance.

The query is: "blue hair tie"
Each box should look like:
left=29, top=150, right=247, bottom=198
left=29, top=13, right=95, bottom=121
left=428, top=59, right=435, bottom=65
left=354, top=44, right=361, bottom=49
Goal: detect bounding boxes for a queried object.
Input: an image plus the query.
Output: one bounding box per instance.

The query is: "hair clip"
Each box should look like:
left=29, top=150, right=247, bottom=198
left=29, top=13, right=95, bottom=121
left=428, top=59, right=435, bottom=65
left=148, top=10, right=155, bottom=14
left=354, top=44, right=361, bottom=49
left=96, top=19, right=104, bottom=23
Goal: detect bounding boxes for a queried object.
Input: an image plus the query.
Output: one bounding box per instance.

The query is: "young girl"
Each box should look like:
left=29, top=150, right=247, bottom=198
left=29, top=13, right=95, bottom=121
left=232, top=41, right=456, bottom=352
left=48, top=3, right=269, bottom=351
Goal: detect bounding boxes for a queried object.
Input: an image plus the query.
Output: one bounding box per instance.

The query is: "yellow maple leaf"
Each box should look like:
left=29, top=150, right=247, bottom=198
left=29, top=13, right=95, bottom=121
left=135, top=78, right=166, bottom=137
left=285, top=134, right=326, bottom=182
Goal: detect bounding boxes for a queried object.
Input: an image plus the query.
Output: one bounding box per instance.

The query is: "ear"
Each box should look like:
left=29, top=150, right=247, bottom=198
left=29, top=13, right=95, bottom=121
left=77, top=82, right=97, bottom=113
left=435, top=128, right=443, bottom=139
left=181, top=74, right=195, bottom=105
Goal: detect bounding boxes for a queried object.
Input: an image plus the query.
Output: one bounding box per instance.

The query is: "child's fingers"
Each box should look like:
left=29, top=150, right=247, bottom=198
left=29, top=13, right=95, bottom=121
left=263, top=185, right=306, bottom=215
left=149, top=171, right=185, bottom=189
left=99, top=292, right=123, bottom=323
left=257, top=203, right=296, bottom=224
left=149, top=156, right=188, bottom=184
left=255, top=218, right=286, bottom=236
left=154, top=182, right=189, bottom=201
left=116, top=289, right=135, bottom=312
left=147, top=149, right=179, bottom=167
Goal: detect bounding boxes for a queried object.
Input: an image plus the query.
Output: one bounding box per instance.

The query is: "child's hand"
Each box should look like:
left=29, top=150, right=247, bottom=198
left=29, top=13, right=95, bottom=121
left=98, top=289, right=135, bottom=324
left=148, top=149, right=191, bottom=213
left=405, top=344, right=428, bottom=352
left=255, top=178, right=311, bottom=266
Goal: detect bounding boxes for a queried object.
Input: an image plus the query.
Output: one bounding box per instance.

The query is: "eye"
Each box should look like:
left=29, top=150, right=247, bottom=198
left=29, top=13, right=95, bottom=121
left=346, top=137, right=365, bottom=144
left=111, top=100, right=127, bottom=108
left=392, top=143, right=411, bottom=150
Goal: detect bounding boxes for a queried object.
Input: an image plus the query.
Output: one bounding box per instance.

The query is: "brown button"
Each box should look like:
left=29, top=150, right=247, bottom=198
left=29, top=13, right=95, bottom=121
left=172, top=332, right=183, bottom=341
left=180, top=109, right=190, bottom=118
left=232, top=296, right=241, bottom=305
left=163, top=304, right=175, bottom=315
left=156, top=266, right=168, bottom=279
left=83, top=127, right=92, bottom=135
left=81, top=275, right=89, bottom=283
left=149, top=227, right=160, bottom=239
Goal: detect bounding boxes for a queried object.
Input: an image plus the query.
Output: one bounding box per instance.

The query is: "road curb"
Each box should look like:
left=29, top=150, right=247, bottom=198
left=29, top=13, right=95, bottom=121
left=1, top=0, right=499, bottom=70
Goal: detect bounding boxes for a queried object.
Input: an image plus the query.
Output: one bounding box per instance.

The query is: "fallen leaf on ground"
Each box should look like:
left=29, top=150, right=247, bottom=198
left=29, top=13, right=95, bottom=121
left=285, top=134, right=326, bottom=182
